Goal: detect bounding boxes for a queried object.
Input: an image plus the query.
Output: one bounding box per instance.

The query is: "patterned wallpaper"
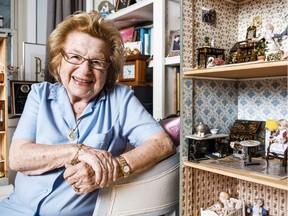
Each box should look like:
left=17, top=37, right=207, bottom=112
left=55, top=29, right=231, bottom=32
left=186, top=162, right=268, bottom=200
left=182, top=77, right=287, bottom=156
left=182, top=0, right=288, bottom=70
left=181, top=1, right=288, bottom=215
left=238, top=77, right=287, bottom=120
left=181, top=0, right=288, bottom=157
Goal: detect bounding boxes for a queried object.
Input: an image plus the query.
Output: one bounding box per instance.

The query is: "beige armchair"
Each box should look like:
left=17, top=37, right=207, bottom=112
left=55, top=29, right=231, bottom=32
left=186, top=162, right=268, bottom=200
left=93, top=152, right=180, bottom=216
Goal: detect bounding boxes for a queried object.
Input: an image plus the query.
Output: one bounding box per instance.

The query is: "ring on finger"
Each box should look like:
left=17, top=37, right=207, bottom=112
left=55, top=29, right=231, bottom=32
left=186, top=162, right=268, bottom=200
left=73, top=185, right=80, bottom=192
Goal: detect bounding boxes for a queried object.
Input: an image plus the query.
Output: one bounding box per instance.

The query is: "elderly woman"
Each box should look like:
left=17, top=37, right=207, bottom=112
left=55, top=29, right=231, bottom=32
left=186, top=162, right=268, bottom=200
left=0, top=11, right=175, bottom=215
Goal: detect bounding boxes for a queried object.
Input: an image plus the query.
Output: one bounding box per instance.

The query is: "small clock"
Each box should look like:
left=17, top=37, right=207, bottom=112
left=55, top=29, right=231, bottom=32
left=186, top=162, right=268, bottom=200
left=118, top=54, right=150, bottom=86
left=123, top=62, right=136, bottom=80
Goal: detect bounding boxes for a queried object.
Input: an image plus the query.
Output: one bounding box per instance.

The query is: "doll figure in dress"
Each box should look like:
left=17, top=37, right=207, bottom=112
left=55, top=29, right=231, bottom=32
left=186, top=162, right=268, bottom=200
left=264, top=23, right=281, bottom=57
left=247, top=198, right=268, bottom=216
left=269, top=119, right=288, bottom=155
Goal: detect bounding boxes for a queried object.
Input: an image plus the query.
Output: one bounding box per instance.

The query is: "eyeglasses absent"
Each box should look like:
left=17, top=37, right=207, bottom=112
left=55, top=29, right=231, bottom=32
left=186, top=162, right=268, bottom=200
left=61, top=50, right=110, bottom=70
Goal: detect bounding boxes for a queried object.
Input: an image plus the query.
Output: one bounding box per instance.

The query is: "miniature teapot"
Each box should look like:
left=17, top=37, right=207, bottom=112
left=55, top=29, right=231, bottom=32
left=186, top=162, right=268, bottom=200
left=194, top=122, right=210, bottom=134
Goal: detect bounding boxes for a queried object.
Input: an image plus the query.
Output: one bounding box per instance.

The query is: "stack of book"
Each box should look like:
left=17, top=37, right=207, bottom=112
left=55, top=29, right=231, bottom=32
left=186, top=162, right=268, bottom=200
left=120, top=23, right=153, bottom=55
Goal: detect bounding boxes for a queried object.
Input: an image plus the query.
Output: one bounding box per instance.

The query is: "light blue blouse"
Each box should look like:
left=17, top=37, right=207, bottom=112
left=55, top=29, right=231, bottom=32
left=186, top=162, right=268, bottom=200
left=0, top=82, right=163, bottom=216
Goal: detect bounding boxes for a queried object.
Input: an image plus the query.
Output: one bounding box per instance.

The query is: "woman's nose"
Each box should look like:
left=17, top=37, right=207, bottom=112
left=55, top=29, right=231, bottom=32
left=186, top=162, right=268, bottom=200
left=78, top=60, right=93, bottom=75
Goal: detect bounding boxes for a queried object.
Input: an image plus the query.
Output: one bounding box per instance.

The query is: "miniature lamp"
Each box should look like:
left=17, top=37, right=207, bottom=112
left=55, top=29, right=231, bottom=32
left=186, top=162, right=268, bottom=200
left=265, top=119, right=278, bottom=131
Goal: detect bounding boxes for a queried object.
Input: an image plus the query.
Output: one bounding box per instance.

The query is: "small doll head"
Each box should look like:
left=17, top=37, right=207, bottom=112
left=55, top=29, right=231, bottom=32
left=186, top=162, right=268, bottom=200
left=255, top=198, right=264, bottom=207
left=212, top=201, right=224, bottom=211
left=277, top=119, right=288, bottom=130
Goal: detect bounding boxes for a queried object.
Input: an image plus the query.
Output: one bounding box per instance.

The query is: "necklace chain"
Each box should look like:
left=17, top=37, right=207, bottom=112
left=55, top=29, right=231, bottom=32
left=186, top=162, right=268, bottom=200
left=68, top=119, right=83, bottom=141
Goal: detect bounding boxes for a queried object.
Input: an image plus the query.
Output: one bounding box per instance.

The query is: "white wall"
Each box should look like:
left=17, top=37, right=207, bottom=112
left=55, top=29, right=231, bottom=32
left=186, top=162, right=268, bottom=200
left=13, top=0, right=48, bottom=76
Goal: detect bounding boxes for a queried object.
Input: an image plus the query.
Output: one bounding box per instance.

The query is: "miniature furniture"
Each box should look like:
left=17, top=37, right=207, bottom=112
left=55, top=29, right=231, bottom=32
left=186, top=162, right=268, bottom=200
left=239, top=140, right=261, bottom=166
left=93, top=152, right=180, bottom=216
left=197, top=47, right=225, bottom=68
left=186, top=134, right=229, bottom=161
left=229, top=119, right=264, bottom=158
left=236, top=41, right=258, bottom=63
left=265, top=119, right=288, bottom=172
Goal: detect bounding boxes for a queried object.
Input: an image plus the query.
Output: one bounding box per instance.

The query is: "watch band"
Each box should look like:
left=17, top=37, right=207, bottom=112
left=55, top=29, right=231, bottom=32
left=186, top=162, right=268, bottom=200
left=119, top=155, right=131, bottom=178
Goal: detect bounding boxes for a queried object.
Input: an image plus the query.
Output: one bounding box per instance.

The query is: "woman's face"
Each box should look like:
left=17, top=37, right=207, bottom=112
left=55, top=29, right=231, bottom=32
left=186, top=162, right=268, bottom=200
left=58, top=31, right=109, bottom=103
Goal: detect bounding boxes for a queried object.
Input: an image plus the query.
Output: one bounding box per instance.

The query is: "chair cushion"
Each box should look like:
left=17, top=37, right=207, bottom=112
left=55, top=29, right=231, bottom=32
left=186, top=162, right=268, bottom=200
left=159, top=116, right=180, bottom=147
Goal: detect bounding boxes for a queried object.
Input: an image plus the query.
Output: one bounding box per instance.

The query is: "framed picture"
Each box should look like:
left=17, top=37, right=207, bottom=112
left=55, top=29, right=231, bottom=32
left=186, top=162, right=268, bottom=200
left=95, top=0, right=115, bottom=14
left=246, top=25, right=256, bottom=40
left=202, top=7, right=216, bottom=24
left=23, top=42, right=46, bottom=82
left=167, top=30, right=180, bottom=57
left=10, top=81, right=37, bottom=115
left=116, top=0, right=136, bottom=11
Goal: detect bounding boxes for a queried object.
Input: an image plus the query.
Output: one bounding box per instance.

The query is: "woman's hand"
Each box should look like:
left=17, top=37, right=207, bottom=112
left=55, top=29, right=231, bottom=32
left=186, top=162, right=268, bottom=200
left=64, top=162, right=100, bottom=194
left=64, top=146, right=121, bottom=194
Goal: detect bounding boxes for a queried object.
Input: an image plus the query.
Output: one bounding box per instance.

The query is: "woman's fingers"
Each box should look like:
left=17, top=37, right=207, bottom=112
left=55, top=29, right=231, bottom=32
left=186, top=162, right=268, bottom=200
left=65, top=147, right=121, bottom=193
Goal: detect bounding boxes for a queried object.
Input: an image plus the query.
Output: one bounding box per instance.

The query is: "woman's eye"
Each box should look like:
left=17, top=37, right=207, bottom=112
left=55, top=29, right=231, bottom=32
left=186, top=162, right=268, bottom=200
left=91, top=60, right=102, bottom=65
left=71, top=55, right=82, bottom=60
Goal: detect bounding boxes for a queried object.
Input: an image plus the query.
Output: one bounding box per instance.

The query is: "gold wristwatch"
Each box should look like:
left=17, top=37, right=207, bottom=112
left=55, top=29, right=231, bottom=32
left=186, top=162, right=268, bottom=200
left=118, top=156, right=131, bottom=178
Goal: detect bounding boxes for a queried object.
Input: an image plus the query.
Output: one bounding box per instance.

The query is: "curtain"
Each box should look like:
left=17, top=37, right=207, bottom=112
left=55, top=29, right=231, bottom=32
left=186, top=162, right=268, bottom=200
left=45, top=0, right=86, bottom=82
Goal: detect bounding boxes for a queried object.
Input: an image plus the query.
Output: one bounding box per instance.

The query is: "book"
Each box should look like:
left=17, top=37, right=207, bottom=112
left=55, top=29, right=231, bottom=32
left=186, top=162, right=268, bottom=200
left=120, top=26, right=135, bottom=43
left=144, top=32, right=150, bottom=55
left=0, top=100, right=4, bottom=131
left=139, top=27, right=150, bottom=55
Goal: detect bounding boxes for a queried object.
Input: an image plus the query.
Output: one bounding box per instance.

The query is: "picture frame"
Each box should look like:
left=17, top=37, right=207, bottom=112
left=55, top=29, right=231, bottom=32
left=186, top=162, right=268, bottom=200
left=23, top=42, right=46, bottom=82
left=10, top=81, right=37, bottom=115
left=116, top=0, right=136, bottom=11
left=167, top=30, right=180, bottom=57
left=95, top=0, right=115, bottom=15
left=246, top=25, right=256, bottom=40
left=202, top=7, right=216, bottom=24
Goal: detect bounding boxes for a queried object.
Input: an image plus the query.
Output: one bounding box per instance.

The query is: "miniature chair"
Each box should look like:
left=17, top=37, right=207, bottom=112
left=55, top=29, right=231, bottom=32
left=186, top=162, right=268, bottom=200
left=265, top=119, right=288, bottom=172
left=93, top=151, right=180, bottom=216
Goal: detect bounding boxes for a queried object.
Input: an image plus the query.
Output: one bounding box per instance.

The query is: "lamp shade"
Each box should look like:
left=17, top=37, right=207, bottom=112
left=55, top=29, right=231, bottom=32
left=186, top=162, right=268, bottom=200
left=265, top=119, right=278, bottom=131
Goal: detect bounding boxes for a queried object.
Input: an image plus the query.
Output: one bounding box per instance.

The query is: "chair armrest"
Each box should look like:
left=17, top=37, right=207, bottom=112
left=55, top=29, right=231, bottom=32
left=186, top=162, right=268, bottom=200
left=93, top=152, right=180, bottom=216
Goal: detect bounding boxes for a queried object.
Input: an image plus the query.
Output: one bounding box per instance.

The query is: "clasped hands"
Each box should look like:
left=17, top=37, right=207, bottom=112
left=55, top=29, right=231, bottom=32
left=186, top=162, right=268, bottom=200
left=63, top=144, right=121, bottom=194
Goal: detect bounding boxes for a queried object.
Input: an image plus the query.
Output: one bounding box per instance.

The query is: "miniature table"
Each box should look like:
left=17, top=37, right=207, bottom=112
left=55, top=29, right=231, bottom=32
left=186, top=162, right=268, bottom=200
left=240, top=140, right=261, bottom=166
left=197, top=47, right=225, bottom=68
left=186, top=134, right=229, bottom=161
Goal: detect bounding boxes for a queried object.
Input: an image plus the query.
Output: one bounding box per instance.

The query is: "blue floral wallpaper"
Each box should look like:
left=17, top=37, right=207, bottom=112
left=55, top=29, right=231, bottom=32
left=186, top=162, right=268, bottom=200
left=182, top=77, right=287, bottom=157
left=238, top=78, right=287, bottom=119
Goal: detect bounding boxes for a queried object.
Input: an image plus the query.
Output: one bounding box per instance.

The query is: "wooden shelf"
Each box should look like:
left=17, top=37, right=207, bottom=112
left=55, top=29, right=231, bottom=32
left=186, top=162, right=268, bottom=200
left=184, top=60, right=288, bottom=79
left=183, top=160, right=288, bottom=190
left=107, top=0, right=153, bottom=29
left=165, top=56, right=180, bottom=66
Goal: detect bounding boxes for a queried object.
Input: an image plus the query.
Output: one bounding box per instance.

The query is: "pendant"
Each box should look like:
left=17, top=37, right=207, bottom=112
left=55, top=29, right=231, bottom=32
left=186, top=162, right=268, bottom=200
left=68, top=130, right=77, bottom=141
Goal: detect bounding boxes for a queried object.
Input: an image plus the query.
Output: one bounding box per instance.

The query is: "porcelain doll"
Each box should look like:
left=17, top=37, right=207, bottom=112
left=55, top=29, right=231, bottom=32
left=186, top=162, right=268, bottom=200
left=247, top=198, right=268, bottom=216
left=264, top=23, right=281, bottom=57
left=269, top=119, right=288, bottom=154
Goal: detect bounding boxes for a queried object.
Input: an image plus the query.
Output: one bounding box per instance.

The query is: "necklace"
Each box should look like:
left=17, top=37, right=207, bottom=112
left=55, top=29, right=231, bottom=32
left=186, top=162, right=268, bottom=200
left=68, top=119, right=82, bottom=141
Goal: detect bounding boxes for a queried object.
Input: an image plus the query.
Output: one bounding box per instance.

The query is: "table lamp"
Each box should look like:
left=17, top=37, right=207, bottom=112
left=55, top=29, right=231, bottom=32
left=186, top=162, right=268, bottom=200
left=265, top=119, right=278, bottom=131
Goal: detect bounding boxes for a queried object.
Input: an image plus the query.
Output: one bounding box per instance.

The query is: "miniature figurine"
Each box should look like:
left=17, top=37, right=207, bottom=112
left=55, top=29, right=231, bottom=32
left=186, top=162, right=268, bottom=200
left=201, top=192, right=243, bottom=216
left=247, top=198, right=268, bottom=216
left=219, top=191, right=231, bottom=209
left=207, top=57, right=215, bottom=68
left=264, top=23, right=281, bottom=57
left=269, top=119, right=288, bottom=154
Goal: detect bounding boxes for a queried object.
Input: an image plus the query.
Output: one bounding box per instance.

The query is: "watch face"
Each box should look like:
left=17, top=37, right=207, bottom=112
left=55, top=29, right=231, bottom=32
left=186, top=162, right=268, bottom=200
left=123, top=165, right=130, bottom=173
left=123, top=64, right=135, bottom=79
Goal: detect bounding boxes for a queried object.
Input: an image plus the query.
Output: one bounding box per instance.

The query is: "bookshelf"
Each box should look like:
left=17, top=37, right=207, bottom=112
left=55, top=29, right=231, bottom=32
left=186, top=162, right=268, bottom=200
left=106, top=0, right=180, bottom=119
left=0, top=37, right=9, bottom=184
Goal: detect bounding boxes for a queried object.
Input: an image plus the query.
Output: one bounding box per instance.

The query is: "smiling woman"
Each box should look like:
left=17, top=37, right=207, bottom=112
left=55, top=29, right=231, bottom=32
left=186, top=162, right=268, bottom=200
left=0, top=11, right=176, bottom=216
